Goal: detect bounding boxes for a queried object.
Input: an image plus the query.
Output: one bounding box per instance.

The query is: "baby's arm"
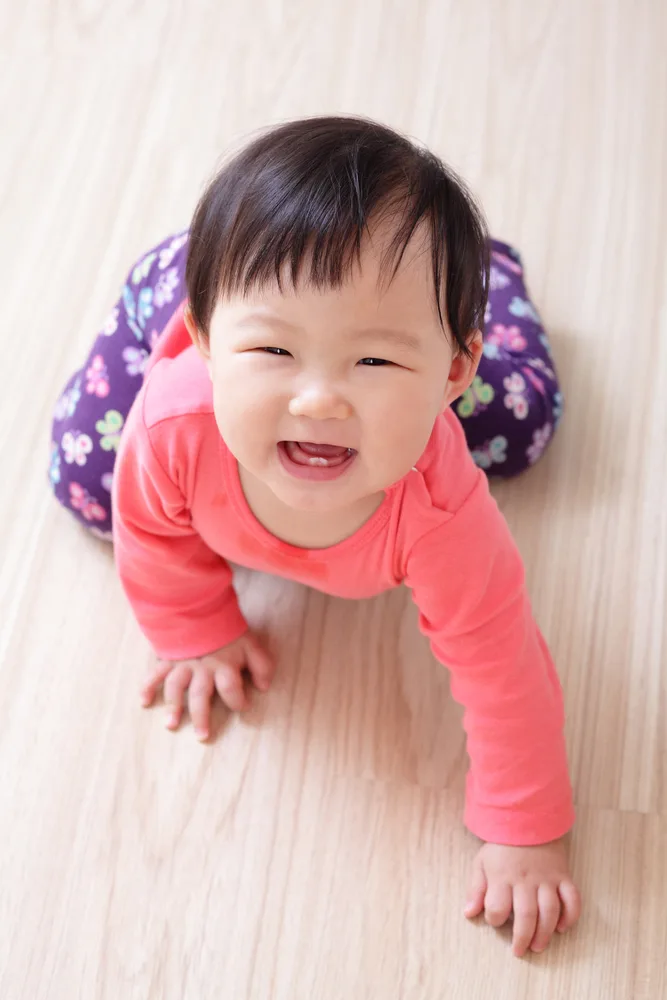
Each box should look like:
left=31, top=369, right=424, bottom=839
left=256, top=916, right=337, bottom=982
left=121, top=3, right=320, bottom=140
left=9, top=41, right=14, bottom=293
left=404, top=476, right=580, bottom=954
left=112, top=389, right=272, bottom=735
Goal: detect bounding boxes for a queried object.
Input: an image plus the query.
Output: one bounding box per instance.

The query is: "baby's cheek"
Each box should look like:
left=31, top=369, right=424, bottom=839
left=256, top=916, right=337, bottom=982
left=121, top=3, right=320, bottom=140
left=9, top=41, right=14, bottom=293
left=212, top=389, right=254, bottom=445
left=376, top=401, right=435, bottom=467
left=216, top=380, right=279, bottom=435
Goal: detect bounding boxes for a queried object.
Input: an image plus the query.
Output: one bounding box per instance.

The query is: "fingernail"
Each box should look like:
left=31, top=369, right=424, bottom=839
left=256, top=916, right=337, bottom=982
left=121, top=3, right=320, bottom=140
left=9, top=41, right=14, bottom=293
left=196, top=729, right=208, bottom=741
left=166, top=714, right=178, bottom=728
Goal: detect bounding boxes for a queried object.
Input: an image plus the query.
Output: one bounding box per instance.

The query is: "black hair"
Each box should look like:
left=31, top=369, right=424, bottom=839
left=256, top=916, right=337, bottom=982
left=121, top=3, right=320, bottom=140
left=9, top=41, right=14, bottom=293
left=185, top=115, right=489, bottom=357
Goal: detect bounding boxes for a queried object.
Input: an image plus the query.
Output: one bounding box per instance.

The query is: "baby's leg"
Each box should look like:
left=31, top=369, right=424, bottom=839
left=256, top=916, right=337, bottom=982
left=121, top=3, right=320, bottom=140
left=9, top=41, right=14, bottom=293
left=49, top=232, right=189, bottom=538
left=455, top=239, right=563, bottom=477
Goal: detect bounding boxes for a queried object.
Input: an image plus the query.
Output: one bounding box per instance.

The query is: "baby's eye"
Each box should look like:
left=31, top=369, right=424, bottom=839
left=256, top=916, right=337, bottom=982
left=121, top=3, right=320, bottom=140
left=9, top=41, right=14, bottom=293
left=261, top=347, right=291, bottom=356
left=358, top=357, right=390, bottom=366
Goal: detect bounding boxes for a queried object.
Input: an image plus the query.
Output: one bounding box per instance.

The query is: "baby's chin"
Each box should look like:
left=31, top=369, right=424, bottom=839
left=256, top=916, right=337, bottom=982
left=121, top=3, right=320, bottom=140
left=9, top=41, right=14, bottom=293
left=267, top=470, right=405, bottom=518
left=269, top=481, right=362, bottom=515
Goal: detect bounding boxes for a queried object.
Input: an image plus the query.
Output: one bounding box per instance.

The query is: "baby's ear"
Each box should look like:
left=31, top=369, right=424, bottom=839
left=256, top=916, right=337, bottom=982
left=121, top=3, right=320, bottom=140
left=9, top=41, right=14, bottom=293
left=442, top=330, right=483, bottom=408
left=184, top=303, right=211, bottom=361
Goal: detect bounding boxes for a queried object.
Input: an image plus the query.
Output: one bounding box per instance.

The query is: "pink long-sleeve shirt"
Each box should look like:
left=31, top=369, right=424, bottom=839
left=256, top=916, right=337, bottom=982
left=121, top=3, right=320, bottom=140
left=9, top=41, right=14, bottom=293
left=112, top=304, right=575, bottom=846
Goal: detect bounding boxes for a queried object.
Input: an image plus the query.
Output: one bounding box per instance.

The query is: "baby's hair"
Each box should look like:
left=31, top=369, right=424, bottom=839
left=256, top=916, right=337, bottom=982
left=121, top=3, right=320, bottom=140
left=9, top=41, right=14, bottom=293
left=185, top=115, right=489, bottom=357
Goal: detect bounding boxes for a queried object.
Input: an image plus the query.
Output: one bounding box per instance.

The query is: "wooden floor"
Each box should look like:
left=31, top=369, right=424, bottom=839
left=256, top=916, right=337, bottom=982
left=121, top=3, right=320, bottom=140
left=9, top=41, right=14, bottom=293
left=2, top=1, right=666, bottom=997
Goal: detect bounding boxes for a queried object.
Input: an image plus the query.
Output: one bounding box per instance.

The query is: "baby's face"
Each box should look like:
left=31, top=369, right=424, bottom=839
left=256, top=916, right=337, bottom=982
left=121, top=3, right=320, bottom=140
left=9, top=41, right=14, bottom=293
left=192, top=230, right=480, bottom=514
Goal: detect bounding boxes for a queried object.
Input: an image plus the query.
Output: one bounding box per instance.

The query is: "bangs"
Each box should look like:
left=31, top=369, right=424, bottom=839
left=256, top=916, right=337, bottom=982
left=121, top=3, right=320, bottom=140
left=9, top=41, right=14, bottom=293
left=186, top=116, right=489, bottom=356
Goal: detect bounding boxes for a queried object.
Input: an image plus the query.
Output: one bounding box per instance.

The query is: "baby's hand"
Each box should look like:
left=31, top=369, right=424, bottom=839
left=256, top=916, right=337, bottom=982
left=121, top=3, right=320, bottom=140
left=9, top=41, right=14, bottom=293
left=140, top=631, right=275, bottom=741
left=464, top=838, right=581, bottom=957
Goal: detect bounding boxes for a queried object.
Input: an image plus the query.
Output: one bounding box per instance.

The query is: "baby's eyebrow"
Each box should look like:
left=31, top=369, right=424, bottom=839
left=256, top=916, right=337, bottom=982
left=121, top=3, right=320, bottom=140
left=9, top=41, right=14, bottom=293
left=349, top=327, right=422, bottom=352
left=235, top=313, right=298, bottom=332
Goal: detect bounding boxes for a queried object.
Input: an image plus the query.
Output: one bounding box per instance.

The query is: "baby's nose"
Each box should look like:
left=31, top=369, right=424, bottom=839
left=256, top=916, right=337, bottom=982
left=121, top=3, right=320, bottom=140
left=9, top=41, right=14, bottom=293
left=288, top=386, right=352, bottom=421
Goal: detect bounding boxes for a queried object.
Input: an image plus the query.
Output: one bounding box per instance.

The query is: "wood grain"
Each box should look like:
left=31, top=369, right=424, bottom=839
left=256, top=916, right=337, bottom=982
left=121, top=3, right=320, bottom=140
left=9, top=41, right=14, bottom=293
left=1, top=1, right=666, bottom=996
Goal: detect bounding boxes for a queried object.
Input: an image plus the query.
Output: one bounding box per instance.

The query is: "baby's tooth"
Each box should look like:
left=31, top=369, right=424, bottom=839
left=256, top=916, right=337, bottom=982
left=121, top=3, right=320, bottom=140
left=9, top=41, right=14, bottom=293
left=308, top=456, right=329, bottom=466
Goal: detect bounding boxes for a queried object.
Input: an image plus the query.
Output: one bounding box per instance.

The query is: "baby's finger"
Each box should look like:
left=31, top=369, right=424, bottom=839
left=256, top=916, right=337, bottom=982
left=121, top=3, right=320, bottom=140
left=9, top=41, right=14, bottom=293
left=484, top=881, right=513, bottom=929
left=530, top=884, right=562, bottom=953
left=189, top=667, right=215, bottom=741
left=163, top=663, right=193, bottom=730
left=557, top=880, right=582, bottom=933
left=214, top=664, right=248, bottom=713
left=244, top=635, right=275, bottom=693
left=141, top=659, right=174, bottom=706
left=464, top=856, right=488, bottom=919
left=511, top=885, right=539, bottom=957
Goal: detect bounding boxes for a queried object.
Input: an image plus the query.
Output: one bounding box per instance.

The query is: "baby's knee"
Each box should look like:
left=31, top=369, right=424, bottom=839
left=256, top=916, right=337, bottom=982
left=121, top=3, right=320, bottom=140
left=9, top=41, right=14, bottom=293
left=49, top=374, right=114, bottom=537
left=507, top=367, right=562, bottom=473
left=464, top=357, right=563, bottom=477
left=120, top=231, right=188, bottom=341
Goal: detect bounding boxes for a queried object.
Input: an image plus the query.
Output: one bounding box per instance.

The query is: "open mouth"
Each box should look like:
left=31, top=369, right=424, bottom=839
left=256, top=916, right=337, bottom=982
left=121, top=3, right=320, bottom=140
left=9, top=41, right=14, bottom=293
left=277, top=441, right=358, bottom=481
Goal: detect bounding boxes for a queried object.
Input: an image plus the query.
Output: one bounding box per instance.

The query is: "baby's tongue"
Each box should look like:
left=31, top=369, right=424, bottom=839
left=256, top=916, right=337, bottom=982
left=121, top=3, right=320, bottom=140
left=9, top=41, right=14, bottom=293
left=297, top=442, right=348, bottom=459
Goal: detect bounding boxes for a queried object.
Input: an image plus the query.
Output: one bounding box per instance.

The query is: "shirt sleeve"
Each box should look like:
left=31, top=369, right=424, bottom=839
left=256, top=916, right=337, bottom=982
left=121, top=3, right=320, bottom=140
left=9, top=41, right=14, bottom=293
left=111, top=387, right=248, bottom=661
left=403, top=474, right=575, bottom=846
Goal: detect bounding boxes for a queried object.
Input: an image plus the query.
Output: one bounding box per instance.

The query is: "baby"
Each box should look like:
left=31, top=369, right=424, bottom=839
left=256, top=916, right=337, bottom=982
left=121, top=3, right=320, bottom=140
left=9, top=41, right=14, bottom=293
left=50, top=116, right=580, bottom=957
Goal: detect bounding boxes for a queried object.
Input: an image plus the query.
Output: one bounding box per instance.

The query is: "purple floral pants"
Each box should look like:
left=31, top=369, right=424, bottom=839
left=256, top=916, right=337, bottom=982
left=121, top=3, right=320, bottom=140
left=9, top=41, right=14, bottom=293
left=49, top=233, right=562, bottom=538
